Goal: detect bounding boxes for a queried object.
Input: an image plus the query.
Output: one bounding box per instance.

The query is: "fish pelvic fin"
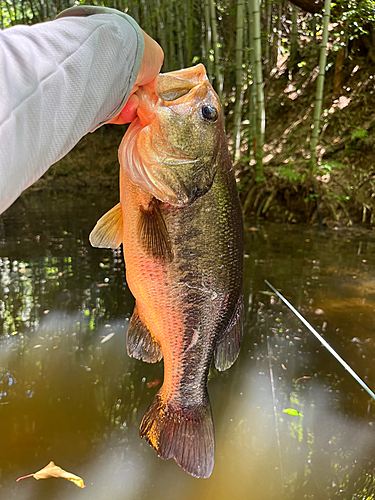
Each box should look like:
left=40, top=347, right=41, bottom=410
left=127, top=307, right=162, bottom=363
left=138, top=197, right=173, bottom=263
left=89, top=203, right=123, bottom=249
left=140, top=391, right=214, bottom=479
left=214, top=293, right=244, bottom=372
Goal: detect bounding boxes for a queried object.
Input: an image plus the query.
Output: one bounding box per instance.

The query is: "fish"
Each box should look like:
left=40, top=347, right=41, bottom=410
left=89, top=64, right=244, bottom=479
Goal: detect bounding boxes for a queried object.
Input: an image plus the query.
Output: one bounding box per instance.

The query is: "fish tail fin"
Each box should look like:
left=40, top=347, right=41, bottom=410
left=139, top=391, right=214, bottom=479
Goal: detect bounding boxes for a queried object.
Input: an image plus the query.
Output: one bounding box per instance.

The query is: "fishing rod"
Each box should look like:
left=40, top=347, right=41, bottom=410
left=264, top=279, right=375, bottom=402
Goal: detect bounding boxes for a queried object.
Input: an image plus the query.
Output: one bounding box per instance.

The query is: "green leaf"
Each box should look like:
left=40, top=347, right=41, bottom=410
left=283, top=408, right=303, bottom=417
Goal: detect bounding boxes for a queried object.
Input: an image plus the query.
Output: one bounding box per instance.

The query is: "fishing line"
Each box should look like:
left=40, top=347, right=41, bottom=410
left=266, top=335, right=284, bottom=489
left=264, top=280, right=375, bottom=402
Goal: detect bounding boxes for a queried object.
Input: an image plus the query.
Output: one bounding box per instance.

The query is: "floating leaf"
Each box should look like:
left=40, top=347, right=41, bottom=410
left=16, top=461, right=85, bottom=488
left=283, top=408, right=303, bottom=417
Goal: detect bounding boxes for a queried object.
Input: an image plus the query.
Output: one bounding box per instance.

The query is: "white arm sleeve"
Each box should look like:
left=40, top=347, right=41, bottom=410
left=0, top=7, right=144, bottom=215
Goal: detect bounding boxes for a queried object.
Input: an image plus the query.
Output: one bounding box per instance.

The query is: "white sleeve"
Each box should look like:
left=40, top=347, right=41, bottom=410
left=0, top=7, right=144, bottom=215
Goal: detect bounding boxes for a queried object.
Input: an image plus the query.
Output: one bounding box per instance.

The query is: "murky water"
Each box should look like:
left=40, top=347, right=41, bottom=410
left=1, top=190, right=375, bottom=499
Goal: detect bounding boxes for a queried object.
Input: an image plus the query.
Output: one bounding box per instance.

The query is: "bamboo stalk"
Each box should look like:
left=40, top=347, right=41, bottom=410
left=209, top=0, right=223, bottom=99
left=141, top=0, right=151, bottom=37
left=166, top=0, right=176, bottom=70
left=251, top=0, right=265, bottom=177
left=156, top=0, right=167, bottom=69
left=187, top=0, right=193, bottom=65
left=276, top=0, right=282, bottom=64
left=247, top=0, right=257, bottom=159
left=233, top=0, right=245, bottom=161
left=182, top=0, right=189, bottom=66
left=310, top=0, right=331, bottom=162
left=175, top=0, right=184, bottom=68
left=27, top=0, right=39, bottom=23
left=204, top=0, right=213, bottom=80
left=265, top=0, right=272, bottom=72
left=289, top=4, right=298, bottom=76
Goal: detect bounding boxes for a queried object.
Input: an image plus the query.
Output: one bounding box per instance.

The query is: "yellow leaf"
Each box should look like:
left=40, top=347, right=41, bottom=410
left=16, top=461, right=85, bottom=488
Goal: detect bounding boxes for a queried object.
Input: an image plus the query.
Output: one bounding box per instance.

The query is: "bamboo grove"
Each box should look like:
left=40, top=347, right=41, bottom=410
left=2, top=0, right=375, bottom=177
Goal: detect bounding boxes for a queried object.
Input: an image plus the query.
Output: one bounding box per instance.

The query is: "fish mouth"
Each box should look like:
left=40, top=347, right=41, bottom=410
left=136, top=64, right=210, bottom=125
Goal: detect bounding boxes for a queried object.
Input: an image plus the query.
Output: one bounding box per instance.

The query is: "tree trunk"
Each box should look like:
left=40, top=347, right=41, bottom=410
left=310, top=0, right=331, bottom=161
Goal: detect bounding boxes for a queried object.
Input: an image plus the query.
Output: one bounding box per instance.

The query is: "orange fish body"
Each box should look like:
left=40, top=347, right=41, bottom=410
left=90, top=65, right=243, bottom=478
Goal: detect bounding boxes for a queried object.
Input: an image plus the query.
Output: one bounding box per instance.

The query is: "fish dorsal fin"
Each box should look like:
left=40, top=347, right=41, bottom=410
left=89, top=203, right=123, bottom=249
left=138, top=197, right=173, bottom=262
left=214, top=293, right=244, bottom=372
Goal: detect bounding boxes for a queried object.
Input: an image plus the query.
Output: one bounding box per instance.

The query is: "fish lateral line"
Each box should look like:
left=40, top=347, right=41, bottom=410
left=264, top=279, right=375, bottom=402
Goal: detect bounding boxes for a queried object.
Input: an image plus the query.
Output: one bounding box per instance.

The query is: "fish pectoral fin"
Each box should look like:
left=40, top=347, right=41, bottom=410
left=140, top=391, right=215, bottom=479
left=214, top=293, right=244, bottom=372
left=138, top=198, right=173, bottom=262
left=127, top=307, right=163, bottom=363
left=89, top=203, right=123, bottom=249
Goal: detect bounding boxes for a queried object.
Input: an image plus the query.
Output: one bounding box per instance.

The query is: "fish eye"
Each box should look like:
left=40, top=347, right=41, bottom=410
left=201, top=105, right=218, bottom=123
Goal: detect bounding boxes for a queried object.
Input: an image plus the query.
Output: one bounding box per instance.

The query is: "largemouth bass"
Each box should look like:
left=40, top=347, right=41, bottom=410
left=90, top=64, right=244, bottom=478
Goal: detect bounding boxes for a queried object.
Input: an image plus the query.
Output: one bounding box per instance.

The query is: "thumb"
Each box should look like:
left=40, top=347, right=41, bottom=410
left=107, top=93, right=139, bottom=125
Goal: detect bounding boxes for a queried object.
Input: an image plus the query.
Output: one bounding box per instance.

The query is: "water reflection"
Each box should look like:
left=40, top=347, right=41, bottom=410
left=1, top=192, right=375, bottom=499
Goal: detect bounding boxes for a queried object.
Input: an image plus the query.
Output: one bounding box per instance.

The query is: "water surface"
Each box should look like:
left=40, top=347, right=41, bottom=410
left=1, top=191, right=375, bottom=499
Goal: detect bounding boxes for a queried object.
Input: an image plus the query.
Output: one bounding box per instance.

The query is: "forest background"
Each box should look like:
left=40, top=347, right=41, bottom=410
left=2, top=0, right=375, bottom=225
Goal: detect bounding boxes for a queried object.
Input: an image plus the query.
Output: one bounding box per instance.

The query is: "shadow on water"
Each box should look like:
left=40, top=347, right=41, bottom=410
left=1, top=190, right=375, bottom=499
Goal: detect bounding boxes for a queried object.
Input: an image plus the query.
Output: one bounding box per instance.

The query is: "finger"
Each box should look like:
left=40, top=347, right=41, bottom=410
left=119, top=93, right=139, bottom=123
left=107, top=93, right=139, bottom=125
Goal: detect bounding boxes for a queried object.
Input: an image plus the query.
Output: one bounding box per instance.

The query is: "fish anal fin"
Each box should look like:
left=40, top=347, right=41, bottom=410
left=140, top=391, right=214, bottom=479
left=214, top=293, right=244, bottom=372
left=127, top=307, right=162, bottom=363
left=89, top=203, right=123, bottom=249
left=138, top=197, right=173, bottom=263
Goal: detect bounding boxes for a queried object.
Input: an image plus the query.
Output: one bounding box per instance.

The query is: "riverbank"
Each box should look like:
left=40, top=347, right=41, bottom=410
left=238, top=52, right=375, bottom=226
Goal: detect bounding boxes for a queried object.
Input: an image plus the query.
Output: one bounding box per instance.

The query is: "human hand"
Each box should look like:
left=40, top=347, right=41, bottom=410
left=108, top=30, right=163, bottom=124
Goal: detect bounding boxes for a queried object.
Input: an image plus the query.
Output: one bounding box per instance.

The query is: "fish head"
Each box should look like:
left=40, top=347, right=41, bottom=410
left=119, top=64, right=224, bottom=206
